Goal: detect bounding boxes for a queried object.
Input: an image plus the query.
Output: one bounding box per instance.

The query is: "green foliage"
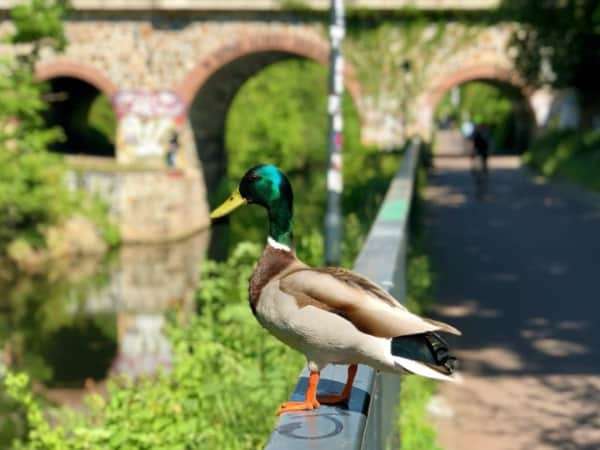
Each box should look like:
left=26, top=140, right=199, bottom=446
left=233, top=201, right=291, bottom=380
left=405, top=159, right=436, bottom=322
left=225, top=59, right=400, bottom=260
left=9, top=0, right=67, bottom=54
left=87, top=94, right=117, bottom=146
left=0, top=0, right=118, bottom=255
left=399, top=158, right=442, bottom=449
left=2, top=53, right=401, bottom=445
left=0, top=392, right=25, bottom=447
left=4, top=242, right=305, bottom=450
left=436, top=82, right=513, bottom=126
left=523, top=128, right=600, bottom=191
left=435, top=81, right=521, bottom=151
left=2, top=46, right=406, bottom=450
left=501, top=0, right=600, bottom=90
left=0, top=56, right=62, bottom=157
left=0, top=257, right=113, bottom=381
left=76, top=192, right=121, bottom=248
left=397, top=237, right=441, bottom=450
left=2, top=187, right=419, bottom=449
left=405, top=246, right=435, bottom=316
left=4, top=372, right=55, bottom=449
left=0, top=144, right=67, bottom=249
left=399, top=376, right=442, bottom=450
left=0, top=253, right=115, bottom=443
left=346, top=18, right=476, bottom=94
left=277, top=0, right=312, bottom=11
left=345, top=19, right=480, bottom=130
left=399, top=257, right=442, bottom=450
left=226, top=59, right=363, bottom=181
left=0, top=26, right=67, bottom=250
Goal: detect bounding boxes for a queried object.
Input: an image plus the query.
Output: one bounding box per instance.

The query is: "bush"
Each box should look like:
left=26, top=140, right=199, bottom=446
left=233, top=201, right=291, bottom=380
left=2, top=25, right=407, bottom=450
left=4, top=242, right=305, bottom=449
left=3, top=203, right=438, bottom=450
left=523, top=128, right=600, bottom=191
left=399, top=155, right=443, bottom=450
left=399, top=376, right=442, bottom=450
left=2, top=147, right=399, bottom=448
left=0, top=0, right=119, bottom=257
left=399, top=244, right=442, bottom=450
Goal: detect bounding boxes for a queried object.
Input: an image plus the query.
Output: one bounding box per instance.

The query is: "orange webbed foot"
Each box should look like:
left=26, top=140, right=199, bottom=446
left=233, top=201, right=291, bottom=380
left=276, top=399, right=320, bottom=415
left=276, top=371, right=322, bottom=415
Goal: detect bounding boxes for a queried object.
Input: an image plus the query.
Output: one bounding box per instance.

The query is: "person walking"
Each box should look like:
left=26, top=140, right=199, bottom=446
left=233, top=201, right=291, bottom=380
left=471, top=123, right=489, bottom=174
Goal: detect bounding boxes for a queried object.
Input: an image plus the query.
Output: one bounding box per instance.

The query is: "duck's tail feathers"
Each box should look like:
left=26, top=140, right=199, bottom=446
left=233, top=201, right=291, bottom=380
left=392, top=355, right=461, bottom=382
left=391, top=332, right=461, bottom=382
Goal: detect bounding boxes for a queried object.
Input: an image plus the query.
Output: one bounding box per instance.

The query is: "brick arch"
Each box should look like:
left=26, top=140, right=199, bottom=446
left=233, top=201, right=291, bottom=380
left=175, top=31, right=362, bottom=109
left=36, top=59, right=118, bottom=97
left=426, top=65, right=531, bottom=113
left=415, top=64, right=537, bottom=139
left=177, top=30, right=365, bottom=196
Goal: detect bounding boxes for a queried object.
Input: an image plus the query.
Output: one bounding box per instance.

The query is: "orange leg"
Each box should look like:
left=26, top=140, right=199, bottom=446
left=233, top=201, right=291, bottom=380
left=277, top=371, right=321, bottom=415
left=318, top=364, right=357, bottom=405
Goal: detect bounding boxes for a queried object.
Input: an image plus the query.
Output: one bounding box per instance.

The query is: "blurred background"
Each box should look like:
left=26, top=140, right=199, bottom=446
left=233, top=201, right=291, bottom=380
left=0, top=1, right=598, bottom=449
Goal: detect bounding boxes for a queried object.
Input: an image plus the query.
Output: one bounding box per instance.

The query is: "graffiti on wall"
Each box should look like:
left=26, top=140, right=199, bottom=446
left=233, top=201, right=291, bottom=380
left=114, top=90, right=186, bottom=167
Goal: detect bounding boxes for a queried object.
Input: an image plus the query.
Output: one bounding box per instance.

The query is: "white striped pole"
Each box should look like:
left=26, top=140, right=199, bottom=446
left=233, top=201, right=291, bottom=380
left=325, top=0, right=345, bottom=265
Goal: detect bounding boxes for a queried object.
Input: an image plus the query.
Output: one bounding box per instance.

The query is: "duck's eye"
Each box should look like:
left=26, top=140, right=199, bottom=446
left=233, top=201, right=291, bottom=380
left=247, top=174, right=260, bottom=182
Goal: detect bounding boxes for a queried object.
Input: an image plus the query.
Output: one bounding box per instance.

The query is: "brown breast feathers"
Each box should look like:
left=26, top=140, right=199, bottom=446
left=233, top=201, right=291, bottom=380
left=249, top=245, right=299, bottom=313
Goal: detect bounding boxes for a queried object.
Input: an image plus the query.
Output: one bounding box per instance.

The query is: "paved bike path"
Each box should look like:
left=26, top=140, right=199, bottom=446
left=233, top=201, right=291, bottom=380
left=425, top=156, right=600, bottom=450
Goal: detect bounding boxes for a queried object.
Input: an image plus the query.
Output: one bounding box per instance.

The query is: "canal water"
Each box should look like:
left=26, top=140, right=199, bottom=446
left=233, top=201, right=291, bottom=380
left=0, top=231, right=210, bottom=402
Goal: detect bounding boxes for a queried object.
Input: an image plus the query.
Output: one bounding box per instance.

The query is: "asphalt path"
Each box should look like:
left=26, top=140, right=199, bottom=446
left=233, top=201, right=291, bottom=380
left=425, top=156, right=600, bottom=450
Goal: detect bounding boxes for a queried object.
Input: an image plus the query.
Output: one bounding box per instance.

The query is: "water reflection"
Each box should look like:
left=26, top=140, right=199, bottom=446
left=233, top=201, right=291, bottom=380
left=1, top=231, right=209, bottom=391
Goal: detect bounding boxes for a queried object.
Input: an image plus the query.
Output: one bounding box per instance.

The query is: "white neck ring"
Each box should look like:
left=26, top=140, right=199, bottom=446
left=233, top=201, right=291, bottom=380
left=267, top=237, right=291, bottom=252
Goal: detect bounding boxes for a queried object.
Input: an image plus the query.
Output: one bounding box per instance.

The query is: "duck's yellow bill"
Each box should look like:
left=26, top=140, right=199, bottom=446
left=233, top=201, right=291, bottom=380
left=210, top=188, right=247, bottom=219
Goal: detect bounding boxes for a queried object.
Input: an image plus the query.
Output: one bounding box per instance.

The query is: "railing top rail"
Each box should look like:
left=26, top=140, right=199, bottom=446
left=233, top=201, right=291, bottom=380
left=265, top=140, right=420, bottom=450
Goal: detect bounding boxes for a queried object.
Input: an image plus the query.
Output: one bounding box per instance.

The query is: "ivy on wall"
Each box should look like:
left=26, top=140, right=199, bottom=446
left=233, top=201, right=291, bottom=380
left=344, top=18, right=482, bottom=137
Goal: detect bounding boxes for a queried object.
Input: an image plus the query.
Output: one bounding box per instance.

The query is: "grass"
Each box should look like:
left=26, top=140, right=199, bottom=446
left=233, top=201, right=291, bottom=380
left=523, top=129, right=600, bottom=191
left=399, top=150, right=444, bottom=450
left=400, top=376, right=443, bottom=450
left=398, top=244, right=444, bottom=450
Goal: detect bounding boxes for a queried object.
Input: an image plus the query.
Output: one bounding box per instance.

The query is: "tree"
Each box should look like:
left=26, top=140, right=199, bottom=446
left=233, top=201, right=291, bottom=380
left=0, top=0, right=67, bottom=160
left=502, top=0, right=600, bottom=90
left=0, top=1, right=110, bottom=253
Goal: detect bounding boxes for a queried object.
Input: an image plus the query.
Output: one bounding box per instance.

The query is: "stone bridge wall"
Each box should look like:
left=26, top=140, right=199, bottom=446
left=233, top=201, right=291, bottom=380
left=0, top=10, right=534, bottom=148
left=0, top=5, right=560, bottom=241
left=66, top=162, right=209, bottom=242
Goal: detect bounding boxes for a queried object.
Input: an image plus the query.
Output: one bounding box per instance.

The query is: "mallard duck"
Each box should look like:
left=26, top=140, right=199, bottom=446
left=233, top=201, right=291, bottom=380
left=210, top=164, right=461, bottom=415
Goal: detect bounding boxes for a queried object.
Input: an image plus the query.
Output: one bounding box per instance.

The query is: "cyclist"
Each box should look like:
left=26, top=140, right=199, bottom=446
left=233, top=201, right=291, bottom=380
left=471, top=124, right=489, bottom=174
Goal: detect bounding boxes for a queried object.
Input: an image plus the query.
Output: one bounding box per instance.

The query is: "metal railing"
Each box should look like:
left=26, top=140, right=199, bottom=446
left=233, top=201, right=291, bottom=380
left=265, top=140, right=421, bottom=450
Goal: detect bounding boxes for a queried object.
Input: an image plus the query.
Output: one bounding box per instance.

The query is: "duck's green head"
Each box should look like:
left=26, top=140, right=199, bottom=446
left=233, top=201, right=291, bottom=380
left=210, top=164, right=294, bottom=247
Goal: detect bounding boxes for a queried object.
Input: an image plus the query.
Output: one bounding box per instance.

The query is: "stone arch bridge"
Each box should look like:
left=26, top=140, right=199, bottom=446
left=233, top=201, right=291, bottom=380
left=0, top=1, right=557, bottom=241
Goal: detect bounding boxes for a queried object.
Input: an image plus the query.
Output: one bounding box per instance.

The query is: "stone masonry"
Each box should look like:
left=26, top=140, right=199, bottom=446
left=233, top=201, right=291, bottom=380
left=0, top=2, right=562, bottom=241
left=66, top=164, right=208, bottom=243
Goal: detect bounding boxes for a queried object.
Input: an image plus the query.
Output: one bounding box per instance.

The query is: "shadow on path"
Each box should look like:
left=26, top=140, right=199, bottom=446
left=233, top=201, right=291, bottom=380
left=426, top=156, right=600, bottom=450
